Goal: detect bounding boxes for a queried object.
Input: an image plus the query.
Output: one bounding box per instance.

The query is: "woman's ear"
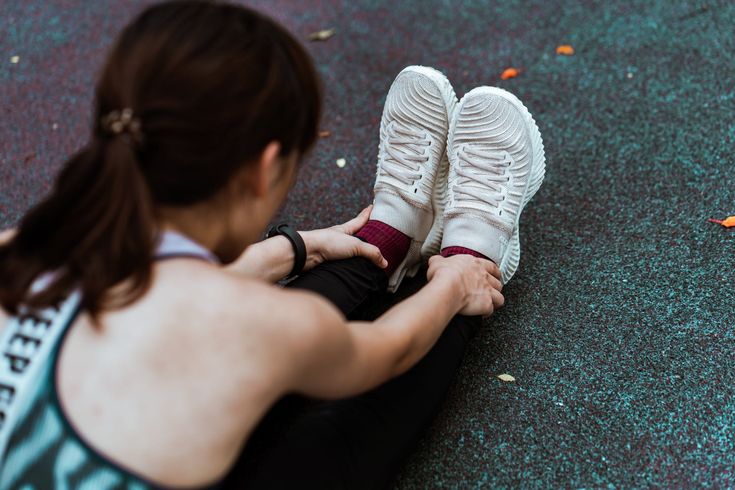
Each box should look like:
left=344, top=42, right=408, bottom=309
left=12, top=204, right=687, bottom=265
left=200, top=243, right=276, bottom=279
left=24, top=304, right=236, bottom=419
left=251, top=141, right=282, bottom=198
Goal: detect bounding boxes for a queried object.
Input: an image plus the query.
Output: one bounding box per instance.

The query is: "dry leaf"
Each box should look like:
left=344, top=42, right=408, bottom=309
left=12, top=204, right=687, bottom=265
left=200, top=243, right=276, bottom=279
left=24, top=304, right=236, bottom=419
left=319, top=130, right=331, bottom=138
left=497, top=373, right=516, bottom=382
left=309, top=29, right=335, bottom=42
left=336, top=158, right=346, bottom=168
left=556, top=44, right=575, bottom=55
left=500, top=67, right=519, bottom=80
left=709, top=216, right=735, bottom=228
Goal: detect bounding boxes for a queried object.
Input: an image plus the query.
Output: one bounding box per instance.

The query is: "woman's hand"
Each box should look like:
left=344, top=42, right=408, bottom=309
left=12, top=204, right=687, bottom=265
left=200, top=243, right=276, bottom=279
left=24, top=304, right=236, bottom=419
left=300, top=205, right=388, bottom=271
left=426, top=254, right=504, bottom=317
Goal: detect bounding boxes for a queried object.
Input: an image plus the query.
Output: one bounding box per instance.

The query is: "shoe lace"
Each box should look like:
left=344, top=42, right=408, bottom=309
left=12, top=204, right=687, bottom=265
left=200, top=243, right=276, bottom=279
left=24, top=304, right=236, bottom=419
left=453, top=145, right=512, bottom=208
left=381, top=122, right=431, bottom=186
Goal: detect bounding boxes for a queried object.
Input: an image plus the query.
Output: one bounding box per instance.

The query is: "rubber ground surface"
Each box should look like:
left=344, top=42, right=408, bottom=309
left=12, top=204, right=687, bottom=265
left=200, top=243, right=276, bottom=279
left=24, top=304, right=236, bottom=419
left=1, top=1, right=734, bottom=487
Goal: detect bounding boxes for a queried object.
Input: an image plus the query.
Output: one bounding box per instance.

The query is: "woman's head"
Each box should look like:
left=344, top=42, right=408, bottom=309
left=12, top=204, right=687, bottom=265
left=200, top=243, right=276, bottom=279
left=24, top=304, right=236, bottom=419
left=102, top=0, right=321, bottom=247
left=0, top=0, right=322, bottom=318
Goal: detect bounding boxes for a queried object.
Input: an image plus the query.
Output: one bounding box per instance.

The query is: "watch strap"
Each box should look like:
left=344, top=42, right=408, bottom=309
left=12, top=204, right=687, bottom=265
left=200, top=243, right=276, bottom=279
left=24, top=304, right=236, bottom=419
left=266, top=223, right=306, bottom=279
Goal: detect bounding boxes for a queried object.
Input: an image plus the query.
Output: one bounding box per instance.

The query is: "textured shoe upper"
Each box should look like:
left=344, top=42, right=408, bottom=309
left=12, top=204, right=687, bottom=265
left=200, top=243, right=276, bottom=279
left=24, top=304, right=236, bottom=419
left=446, top=93, right=534, bottom=233
left=370, top=66, right=457, bottom=292
left=375, top=71, right=451, bottom=207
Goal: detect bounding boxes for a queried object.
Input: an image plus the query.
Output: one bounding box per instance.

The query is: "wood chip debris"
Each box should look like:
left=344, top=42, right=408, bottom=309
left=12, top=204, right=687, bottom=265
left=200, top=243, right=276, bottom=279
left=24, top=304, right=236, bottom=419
left=497, top=373, right=516, bottom=382
left=336, top=158, right=346, bottom=168
left=556, top=44, right=575, bottom=55
left=500, top=67, right=519, bottom=80
left=319, top=130, right=331, bottom=138
left=309, top=29, right=336, bottom=42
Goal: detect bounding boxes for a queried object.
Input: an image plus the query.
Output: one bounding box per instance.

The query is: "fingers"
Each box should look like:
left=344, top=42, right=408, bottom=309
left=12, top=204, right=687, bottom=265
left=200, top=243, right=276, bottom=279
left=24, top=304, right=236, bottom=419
left=488, top=272, right=502, bottom=292
left=337, top=205, right=374, bottom=235
left=491, top=288, right=505, bottom=310
left=426, top=254, right=443, bottom=281
left=428, top=254, right=444, bottom=265
left=357, top=239, right=387, bottom=269
left=482, top=259, right=502, bottom=281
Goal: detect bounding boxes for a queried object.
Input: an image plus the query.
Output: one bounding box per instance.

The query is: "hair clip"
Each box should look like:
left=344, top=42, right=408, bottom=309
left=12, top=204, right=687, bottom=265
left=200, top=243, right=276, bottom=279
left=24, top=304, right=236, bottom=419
left=101, top=108, right=142, bottom=139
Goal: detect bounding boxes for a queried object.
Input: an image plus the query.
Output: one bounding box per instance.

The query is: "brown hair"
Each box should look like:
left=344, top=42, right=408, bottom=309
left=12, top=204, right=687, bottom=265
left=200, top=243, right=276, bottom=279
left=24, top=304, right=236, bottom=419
left=0, top=0, right=322, bottom=319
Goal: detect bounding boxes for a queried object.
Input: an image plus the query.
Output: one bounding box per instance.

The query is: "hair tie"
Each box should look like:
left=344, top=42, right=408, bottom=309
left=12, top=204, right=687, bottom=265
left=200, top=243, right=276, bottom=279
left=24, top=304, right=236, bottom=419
left=101, top=108, right=142, bottom=142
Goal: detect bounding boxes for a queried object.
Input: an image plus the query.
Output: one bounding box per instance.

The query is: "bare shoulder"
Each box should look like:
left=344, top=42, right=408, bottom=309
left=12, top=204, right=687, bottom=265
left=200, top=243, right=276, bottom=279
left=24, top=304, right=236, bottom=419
left=156, top=261, right=342, bottom=331
left=150, top=260, right=346, bottom=379
left=211, top=268, right=347, bottom=356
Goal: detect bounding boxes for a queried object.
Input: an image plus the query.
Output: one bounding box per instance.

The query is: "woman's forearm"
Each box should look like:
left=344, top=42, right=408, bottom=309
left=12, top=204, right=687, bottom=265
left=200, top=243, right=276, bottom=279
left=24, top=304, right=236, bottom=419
left=227, top=235, right=295, bottom=282
left=226, top=232, right=323, bottom=282
left=350, top=272, right=466, bottom=380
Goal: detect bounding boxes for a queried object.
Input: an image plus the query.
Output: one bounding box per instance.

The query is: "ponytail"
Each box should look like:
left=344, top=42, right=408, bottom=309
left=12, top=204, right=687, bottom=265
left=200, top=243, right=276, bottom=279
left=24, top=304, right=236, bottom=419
left=1, top=0, right=323, bottom=322
left=0, top=135, right=157, bottom=321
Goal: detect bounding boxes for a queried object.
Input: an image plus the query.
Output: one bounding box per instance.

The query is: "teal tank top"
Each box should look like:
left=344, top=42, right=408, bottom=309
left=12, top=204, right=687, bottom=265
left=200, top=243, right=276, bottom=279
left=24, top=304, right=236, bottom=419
left=0, top=231, right=221, bottom=489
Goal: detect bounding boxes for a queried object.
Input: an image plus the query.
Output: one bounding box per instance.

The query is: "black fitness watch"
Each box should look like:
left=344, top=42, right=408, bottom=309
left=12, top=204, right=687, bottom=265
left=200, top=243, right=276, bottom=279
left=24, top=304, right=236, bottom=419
left=266, top=223, right=307, bottom=279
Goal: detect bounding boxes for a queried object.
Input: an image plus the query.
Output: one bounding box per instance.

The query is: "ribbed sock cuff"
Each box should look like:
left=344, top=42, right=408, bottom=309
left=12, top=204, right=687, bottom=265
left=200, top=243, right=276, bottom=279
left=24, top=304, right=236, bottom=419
left=356, top=220, right=411, bottom=276
left=441, top=246, right=491, bottom=262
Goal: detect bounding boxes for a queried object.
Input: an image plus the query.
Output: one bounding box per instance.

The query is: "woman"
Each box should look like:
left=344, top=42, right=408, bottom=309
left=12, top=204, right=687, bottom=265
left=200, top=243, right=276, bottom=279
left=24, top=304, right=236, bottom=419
left=0, top=1, right=544, bottom=488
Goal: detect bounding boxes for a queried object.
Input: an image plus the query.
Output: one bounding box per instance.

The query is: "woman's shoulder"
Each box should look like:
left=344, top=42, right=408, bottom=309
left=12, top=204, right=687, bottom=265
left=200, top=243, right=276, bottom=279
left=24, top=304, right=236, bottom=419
left=146, top=260, right=347, bottom=402
left=150, top=260, right=281, bottom=327
left=150, top=260, right=340, bottom=352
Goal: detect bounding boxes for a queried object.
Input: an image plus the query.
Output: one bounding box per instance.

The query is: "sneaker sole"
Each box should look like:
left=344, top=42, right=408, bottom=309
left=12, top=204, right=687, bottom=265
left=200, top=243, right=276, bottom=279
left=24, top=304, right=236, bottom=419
left=448, top=86, right=546, bottom=285
left=393, top=66, right=458, bottom=261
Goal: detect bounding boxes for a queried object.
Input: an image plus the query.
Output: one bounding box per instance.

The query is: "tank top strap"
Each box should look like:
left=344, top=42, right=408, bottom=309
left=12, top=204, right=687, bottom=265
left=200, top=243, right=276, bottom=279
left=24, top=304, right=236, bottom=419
left=0, top=289, right=81, bottom=464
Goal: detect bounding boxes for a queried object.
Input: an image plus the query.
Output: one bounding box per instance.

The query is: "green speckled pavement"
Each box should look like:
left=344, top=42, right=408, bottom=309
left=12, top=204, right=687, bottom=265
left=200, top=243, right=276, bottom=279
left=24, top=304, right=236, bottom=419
left=1, top=0, right=733, bottom=487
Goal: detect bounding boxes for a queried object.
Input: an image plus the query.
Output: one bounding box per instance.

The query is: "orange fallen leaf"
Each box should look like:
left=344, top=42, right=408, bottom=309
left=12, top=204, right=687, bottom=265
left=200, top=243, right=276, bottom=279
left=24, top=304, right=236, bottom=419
left=556, top=44, right=575, bottom=55
left=500, top=67, right=520, bottom=80
left=708, top=216, right=735, bottom=228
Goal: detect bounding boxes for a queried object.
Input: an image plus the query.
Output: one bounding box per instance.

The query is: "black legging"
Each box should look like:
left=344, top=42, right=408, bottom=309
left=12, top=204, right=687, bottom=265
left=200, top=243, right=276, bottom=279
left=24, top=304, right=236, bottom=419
left=223, top=257, right=481, bottom=489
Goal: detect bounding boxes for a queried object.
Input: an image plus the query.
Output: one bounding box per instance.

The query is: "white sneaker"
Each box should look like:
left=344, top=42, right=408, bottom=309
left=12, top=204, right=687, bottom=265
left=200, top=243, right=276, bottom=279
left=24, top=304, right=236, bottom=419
left=370, top=65, right=457, bottom=291
left=442, top=86, right=546, bottom=284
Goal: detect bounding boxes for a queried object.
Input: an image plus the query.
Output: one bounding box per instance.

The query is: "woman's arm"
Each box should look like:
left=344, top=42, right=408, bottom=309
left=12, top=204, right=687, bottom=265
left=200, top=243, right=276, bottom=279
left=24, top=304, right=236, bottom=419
left=226, top=206, right=386, bottom=282
left=228, top=234, right=304, bottom=283
left=282, top=254, right=504, bottom=399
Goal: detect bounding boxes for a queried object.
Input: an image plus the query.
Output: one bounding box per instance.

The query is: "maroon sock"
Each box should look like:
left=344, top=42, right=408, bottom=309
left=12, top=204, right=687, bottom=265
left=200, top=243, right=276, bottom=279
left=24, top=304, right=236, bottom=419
left=355, top=220, right=411, bottom=276
left=441, top=246, right=491, bottom=262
